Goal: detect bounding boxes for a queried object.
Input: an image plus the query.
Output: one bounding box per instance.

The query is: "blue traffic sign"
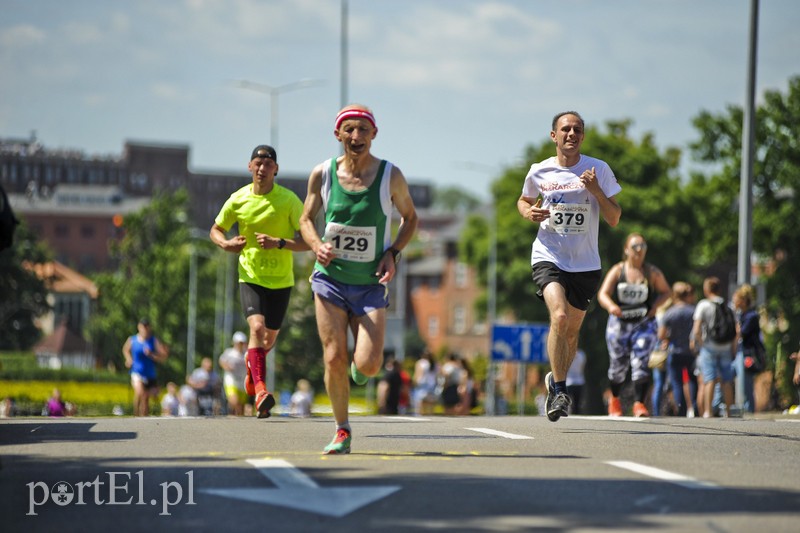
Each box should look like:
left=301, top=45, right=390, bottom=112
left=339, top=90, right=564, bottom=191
left=491, top=323, right=549, bottom=363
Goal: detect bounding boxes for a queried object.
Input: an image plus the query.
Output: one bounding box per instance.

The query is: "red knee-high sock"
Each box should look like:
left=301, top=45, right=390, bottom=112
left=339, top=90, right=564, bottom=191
left=247, top=347, right=267, bottom=394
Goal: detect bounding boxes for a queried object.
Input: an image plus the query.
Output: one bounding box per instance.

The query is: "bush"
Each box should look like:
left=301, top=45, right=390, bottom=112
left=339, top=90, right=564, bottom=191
left=0, top=380, right=132, bottom=417
left=0, top=352, right=128, bottom=383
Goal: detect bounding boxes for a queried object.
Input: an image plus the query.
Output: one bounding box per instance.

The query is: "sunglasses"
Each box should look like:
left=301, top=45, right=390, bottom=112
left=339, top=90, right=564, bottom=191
left=630, top=243, right=647, bottom=252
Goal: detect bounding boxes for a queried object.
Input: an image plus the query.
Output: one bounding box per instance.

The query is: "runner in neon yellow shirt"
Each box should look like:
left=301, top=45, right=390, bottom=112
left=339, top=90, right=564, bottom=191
left=210, top=145, right=308, bottom=419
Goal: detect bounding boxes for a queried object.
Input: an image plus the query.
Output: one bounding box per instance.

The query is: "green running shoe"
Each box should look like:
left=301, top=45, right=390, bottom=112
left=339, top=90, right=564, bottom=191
left=323, top=428, right=352, bottom=455
left=350, top=361, right=369, bottom=385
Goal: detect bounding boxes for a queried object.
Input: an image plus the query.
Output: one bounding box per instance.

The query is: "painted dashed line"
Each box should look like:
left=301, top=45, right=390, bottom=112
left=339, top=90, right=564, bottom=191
left=606, top=460, right=720, bottom=490
left=465, top=427, right=534, bottom=440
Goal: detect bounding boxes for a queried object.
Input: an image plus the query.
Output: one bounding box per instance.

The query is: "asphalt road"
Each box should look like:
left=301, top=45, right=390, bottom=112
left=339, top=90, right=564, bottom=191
left=2, top=413, right=799, bottom=532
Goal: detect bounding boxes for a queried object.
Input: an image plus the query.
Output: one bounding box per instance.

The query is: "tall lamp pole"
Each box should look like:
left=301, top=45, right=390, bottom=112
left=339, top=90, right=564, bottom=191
left=738, top=0, right=759, bottom=287
left=735, top=0, right=760, bottom=412
left=233, top=78, right=323, bottom=152
left=341, top=0, right=348, bottom=109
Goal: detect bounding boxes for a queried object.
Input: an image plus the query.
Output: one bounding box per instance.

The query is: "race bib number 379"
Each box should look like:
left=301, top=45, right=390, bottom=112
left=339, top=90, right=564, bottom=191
left=547, top=203, right=590, bottom=234
left=324, top=222, right=377, bottom=262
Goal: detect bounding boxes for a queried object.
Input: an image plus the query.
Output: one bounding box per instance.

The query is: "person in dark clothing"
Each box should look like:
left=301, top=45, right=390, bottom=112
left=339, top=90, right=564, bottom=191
left=377, top=356, right=403, bottom=415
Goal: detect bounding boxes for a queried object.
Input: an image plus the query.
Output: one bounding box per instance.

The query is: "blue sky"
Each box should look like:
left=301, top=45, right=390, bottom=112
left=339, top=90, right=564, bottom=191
left=1, top=0, right=798, bottom=197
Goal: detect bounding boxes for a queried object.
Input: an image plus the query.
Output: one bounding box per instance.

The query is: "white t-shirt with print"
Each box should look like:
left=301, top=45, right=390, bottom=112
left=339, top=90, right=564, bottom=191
left=522, top=154, right=621, bottom=272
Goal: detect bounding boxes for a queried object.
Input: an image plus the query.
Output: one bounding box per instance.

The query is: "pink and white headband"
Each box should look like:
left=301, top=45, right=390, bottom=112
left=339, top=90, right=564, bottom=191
left=334, top=108, right=377, bottom=131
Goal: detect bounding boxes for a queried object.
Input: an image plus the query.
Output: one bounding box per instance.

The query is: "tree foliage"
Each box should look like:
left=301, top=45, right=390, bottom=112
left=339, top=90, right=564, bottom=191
left=88, top=189, right=217, bottom=383
left=433, top=186, right=481, bottom=213
left=0, top=221, right=53, bottom=349
left=690, top=76, right=800, bottom=400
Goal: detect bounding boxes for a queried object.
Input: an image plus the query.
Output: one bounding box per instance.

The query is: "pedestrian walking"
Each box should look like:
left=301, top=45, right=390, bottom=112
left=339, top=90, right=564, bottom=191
left=658, top=281, right=699, bottom=417
left=691, top=276, right=737, bottom=418
left=219, top=331, right=249, bottom=416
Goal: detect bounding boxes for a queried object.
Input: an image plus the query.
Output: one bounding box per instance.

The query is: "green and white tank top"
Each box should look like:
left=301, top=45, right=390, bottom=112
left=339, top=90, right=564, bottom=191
left=315, top=157, right=393, bottom=285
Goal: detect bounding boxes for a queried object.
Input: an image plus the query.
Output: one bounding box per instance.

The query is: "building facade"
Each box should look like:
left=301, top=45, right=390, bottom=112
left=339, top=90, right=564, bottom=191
left=406, top=211, right=489, bottom=360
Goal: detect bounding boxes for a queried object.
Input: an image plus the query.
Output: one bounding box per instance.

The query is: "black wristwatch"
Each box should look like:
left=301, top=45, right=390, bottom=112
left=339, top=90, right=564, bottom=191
left=387, top=247, right=401, bottom=264
left=277, top=238, right=286, bottom=250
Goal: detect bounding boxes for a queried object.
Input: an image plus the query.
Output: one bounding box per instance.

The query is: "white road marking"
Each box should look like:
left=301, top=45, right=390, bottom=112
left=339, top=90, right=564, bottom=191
left=465, top=428, right=534, bottom=440
left=606, top=460, right=720, bottom=490
left=201, top=458, right=401, bottom=517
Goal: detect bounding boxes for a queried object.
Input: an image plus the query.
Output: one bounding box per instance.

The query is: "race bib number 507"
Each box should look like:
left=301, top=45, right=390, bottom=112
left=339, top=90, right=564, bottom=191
left=324, top=222, right=377, bottom=262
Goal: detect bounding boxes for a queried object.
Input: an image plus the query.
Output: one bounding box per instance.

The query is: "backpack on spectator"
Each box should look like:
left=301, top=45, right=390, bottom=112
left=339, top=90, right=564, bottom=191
left=708, top=301, right=736, bottom=343
left=0, top=183, right=20, bottom=251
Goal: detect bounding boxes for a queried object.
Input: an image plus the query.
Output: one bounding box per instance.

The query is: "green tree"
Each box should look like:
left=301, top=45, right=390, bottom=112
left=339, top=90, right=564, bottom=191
left=0, top=221, right=53, bottom=349
left=690, top=76, right=800, bottom=403
left=433, top=186, right=481, bottom=213
left=88, top=189, right=218, bottom=383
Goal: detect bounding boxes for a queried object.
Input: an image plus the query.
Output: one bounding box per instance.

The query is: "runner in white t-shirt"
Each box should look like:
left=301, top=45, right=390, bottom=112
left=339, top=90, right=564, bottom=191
left=517, top=111, right=622, bottom=423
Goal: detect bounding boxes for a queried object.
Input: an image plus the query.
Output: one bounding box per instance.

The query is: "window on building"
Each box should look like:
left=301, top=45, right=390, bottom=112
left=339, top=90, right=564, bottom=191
left=55, top=224, right=70, bottom=238
left=454, top=262, right=469, bottom=288
left=79, top=254, right=96, bottom=272
left=428, top=316, right=439, bottom=339
left=453, top=305, right=467, bottom=335
left=80, top=225, right=95, bottom=238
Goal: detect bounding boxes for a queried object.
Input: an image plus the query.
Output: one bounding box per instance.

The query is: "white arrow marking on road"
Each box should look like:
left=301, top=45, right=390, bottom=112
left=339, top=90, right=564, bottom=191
left=201, top=458, right=401, bottom=517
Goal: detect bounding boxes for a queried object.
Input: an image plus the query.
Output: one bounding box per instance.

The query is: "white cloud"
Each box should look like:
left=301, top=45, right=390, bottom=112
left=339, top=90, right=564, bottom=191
left=150, top=82, right=184, bottom=102
left=643, top=103, right=672, bottom=118
left=110, top=12, right=130, bottom=34
left=83, top=93, right=109, bottom=107
left=0, top=24, right=46, bottom=48
left=62, top=21, right=104, bottom=44
left=350, top=2, right=559, bottom=91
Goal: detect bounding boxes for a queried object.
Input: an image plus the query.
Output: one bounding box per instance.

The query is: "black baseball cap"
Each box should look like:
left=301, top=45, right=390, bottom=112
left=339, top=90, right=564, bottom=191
left=250, top=145, right=277, bottom=162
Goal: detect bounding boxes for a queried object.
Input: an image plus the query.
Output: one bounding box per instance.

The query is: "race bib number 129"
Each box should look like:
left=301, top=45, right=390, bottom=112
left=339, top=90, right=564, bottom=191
left=324, top=222, right=377, bottom=262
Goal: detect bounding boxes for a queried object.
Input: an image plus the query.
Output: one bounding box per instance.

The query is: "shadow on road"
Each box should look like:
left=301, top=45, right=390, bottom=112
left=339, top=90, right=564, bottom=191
left=0, top=422, right=136, bottom=446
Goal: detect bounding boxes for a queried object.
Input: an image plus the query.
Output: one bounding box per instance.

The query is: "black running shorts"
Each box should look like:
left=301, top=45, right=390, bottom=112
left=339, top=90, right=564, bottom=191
left=531, top=261, right=602, bottom=311
left=239, top=283, right=292, bottom=330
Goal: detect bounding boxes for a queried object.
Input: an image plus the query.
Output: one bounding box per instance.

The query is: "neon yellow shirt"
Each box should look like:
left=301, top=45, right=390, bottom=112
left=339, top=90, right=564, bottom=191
left=215, top=183, right=303, bottom=289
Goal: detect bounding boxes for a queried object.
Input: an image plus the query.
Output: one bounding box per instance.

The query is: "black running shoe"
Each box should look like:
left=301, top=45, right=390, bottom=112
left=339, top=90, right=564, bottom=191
left=544, top=371, right=571, bottom=422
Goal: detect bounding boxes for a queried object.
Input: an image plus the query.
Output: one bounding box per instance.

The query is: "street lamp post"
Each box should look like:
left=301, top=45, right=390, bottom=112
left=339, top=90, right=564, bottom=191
left=186, top=228, right=216, bottom=376
left=485, top=203, right=498, bottom=416
left=232, top=78, right=323, bottom=153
